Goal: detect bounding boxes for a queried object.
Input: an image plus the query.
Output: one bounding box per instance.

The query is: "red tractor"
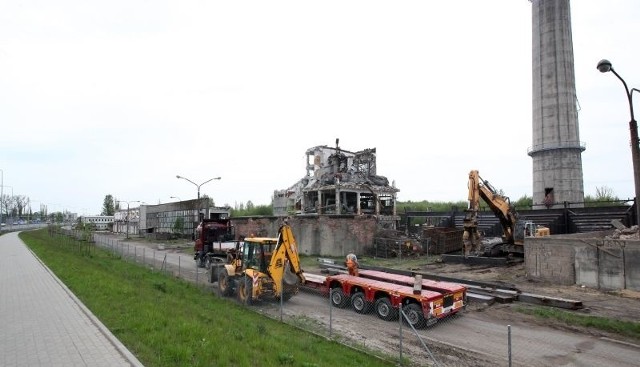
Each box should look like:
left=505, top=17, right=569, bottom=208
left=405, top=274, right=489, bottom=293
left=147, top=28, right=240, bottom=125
left=194, top=218, right=236, bottom=268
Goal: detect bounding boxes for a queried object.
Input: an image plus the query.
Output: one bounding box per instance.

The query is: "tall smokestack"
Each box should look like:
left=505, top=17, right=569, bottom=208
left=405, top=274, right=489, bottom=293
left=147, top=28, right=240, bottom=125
left=529, top=0, right=585, bottom=209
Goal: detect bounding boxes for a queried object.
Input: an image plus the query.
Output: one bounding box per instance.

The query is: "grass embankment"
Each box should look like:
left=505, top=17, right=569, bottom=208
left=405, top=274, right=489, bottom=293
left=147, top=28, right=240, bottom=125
left=514, top=306, right=640, bottom=341
left=20, top=229, right=396, bottom=367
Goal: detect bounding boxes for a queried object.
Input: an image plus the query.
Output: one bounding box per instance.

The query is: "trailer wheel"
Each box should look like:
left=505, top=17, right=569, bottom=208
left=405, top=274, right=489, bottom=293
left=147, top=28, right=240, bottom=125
left=375, top=297, right=398, bottom=321
left=351, top=292, right=371, bottom=314
left=237, top=276, right=254, bottom=305
left=217, top=268, right=235, bottom=297
left=330, top=287, right=349, bottom=308
left=402, top=303, right=427, bottom=328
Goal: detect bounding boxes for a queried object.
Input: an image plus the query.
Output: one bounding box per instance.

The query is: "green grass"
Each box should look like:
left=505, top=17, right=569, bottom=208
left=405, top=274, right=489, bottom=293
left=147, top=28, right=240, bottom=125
left=514, top=305, right=640, bottom=341
left=20, top=229, right=396, bottom=367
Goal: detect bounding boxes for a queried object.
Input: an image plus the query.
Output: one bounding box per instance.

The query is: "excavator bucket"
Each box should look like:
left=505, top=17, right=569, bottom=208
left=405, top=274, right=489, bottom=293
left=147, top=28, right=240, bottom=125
left=283, top=265, right=301, bottom=286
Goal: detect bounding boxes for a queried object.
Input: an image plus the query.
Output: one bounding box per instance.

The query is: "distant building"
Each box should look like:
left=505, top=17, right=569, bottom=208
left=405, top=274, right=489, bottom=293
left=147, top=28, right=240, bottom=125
left=80, top=215, right=114, bottom=231
left=139, top=199, right=230, bottom=238
left=273, top=139, right=400, bottom=229
left=113, top=207, right=140, bottom=236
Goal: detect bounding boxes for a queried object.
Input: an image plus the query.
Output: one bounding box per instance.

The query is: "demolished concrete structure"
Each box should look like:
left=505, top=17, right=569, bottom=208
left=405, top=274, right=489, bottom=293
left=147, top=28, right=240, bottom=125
left=273, top=139, right=400, bottom=229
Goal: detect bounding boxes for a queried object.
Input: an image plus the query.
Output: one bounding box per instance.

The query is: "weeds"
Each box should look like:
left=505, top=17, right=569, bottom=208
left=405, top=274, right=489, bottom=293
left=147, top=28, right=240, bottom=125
left=514, top=305, right=640, bottom=341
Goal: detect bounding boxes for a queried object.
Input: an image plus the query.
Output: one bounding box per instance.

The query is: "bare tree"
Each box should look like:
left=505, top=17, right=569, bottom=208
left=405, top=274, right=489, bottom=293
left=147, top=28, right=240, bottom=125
left=595, top=186, right=618, bottom=201
left=14, top=195, right=29, bottom=218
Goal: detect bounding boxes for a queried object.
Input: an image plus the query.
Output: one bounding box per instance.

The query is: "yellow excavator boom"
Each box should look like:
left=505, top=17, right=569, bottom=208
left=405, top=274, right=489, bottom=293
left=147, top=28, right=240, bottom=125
left=267, top=224, right=306, bottom=297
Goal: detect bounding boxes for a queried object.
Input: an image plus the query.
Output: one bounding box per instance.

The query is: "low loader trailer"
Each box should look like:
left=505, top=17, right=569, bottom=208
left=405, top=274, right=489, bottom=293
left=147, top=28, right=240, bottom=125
left=357, top=269, right=467, bottom=312
left=303, top=271, right=467, bottom=328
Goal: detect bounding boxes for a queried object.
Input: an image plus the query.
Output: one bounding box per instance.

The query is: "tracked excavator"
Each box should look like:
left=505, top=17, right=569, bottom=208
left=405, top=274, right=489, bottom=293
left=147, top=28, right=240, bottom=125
left=463, top=170, right=550, bottom=257
left=211, top=223, right=306, bottom=304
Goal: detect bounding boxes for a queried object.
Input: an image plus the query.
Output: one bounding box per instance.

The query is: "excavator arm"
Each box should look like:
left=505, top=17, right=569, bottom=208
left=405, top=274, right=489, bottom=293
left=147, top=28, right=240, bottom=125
left=463, top=170, right=519, bottom=256
left=267, top=224, right=306, bottom=296
left=476, top=175, right=518, bottom=244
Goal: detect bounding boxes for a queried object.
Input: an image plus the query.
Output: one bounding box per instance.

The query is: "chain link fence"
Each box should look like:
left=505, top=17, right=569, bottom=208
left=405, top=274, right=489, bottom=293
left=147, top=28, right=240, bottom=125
left=50, top=227, right=640, bottom=367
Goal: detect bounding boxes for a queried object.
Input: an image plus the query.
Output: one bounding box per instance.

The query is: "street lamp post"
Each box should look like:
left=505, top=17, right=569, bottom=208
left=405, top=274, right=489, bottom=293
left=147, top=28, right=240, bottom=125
left=0, top=169, right=3, bottom=227
left=176, top=175, right=221, bottom=221
left=597, top=59, right=640, bottom=225
left=176, top=175, right=221, bottom=200
left=117, top=200, right=141, bottom=239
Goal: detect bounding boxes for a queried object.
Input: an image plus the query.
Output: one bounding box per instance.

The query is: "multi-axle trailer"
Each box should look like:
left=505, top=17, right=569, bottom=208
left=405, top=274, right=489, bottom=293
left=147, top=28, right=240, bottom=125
left=303, top=269, right=466, bottom=328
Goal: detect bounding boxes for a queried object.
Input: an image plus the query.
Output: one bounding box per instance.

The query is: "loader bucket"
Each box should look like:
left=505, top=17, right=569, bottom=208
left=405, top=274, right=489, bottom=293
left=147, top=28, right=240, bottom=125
left=284, top=266, right=300, bottom=285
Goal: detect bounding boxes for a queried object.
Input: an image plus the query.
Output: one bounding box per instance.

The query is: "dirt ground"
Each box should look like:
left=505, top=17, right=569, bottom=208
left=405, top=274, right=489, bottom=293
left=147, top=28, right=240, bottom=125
left=130, top=233, right=640, bottom=329
left=417, top=260, right=640, bottom=333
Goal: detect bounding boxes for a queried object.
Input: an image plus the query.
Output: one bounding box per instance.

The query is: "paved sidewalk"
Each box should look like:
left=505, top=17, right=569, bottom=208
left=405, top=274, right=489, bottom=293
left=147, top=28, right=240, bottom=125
left=0, top=231, right=144, bottom=367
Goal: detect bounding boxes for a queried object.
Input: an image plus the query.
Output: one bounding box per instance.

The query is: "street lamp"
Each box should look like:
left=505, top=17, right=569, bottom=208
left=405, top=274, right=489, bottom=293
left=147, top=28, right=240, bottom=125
left=116, top=200, right=141, bottom=239
left=176, top=175, right=221, bottom=222
left=597, top=59, right=640, bottom=225
left=0, top=169, right=3, bottom=226
left=170, top=196, right=181, bottom=202
left=175, top=175, right=221, bottom=200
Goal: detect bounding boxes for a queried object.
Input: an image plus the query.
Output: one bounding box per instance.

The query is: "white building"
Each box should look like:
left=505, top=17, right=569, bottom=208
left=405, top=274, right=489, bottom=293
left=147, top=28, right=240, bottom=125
left=80, top=215, right=114, bottom=231
left=113, top=207, right=140, bottom=236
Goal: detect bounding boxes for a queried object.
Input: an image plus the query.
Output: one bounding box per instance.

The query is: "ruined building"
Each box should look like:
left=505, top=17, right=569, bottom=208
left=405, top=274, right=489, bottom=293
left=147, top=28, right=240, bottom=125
left=273, top=139, right=400, bottom=228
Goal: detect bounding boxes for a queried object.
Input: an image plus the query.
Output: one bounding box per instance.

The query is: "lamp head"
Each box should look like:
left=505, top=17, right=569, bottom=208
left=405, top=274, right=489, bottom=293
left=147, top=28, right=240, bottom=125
left=597, top=59, right=613, bottom=73
left=176, top=175, right=182, bottom=179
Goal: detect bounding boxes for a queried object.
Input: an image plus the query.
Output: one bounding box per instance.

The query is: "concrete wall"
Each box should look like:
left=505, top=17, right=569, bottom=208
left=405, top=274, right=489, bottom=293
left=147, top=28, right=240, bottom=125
left=525, top=232, right=640, bottom=291
left=231, top=215, right=378, bottom=257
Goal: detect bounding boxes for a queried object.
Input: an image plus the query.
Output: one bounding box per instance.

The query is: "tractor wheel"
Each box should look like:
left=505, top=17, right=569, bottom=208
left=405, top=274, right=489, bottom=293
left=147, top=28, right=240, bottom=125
left=237, top=275, right=254, bottom=305
left=375, top=297, right=398, bottom=321
left=217, top=268, right=235, bottom=297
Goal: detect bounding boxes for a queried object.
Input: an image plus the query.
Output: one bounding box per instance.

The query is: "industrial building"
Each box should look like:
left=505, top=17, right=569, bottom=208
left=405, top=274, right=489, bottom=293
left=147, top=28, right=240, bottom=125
left=273, top=139, right=400, bottom=229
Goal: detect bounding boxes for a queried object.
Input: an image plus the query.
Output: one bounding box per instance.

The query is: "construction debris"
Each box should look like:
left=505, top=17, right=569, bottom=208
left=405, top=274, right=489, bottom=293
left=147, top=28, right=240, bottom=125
left=606, top=224, right=640, bottom=240
left=367, top=229, right=421, bottom=258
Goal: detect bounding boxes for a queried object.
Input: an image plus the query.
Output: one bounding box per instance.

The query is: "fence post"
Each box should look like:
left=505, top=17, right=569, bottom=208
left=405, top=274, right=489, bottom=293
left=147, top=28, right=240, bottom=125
left=329, top=288, right=333, bottom=338
left=508, top=324, right=512, bottom=367
left=399, top=304, right=403, bottom=366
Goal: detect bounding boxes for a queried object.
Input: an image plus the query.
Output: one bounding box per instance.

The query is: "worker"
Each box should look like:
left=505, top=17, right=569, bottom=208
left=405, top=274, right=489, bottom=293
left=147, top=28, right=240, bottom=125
left=345, top=252, right=359, bottom=276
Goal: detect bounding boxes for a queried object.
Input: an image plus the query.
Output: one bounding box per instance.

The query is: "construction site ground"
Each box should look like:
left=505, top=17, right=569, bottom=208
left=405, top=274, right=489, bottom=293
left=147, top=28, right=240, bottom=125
left=91, top=233, right=640, bottom=366
left=127, top=233, right=640, bottom=339
left=401, top=259, right=640, bottom=337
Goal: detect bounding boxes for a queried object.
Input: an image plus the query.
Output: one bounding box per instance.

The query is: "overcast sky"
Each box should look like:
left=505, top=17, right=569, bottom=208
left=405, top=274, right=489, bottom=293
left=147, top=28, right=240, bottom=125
left=1, top=0, right=639, bottom=216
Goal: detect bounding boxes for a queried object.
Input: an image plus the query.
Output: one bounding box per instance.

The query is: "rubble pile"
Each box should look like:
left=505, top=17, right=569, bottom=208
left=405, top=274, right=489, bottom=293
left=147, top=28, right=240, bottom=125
left=606, top=225, right=640, bottom=240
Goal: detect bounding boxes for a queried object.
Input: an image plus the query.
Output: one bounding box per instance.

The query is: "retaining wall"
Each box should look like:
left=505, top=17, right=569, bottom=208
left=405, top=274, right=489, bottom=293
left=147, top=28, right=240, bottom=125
left=525, top=231, right=640, bottom=291
left=231, top=215, right=378, bottom=257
